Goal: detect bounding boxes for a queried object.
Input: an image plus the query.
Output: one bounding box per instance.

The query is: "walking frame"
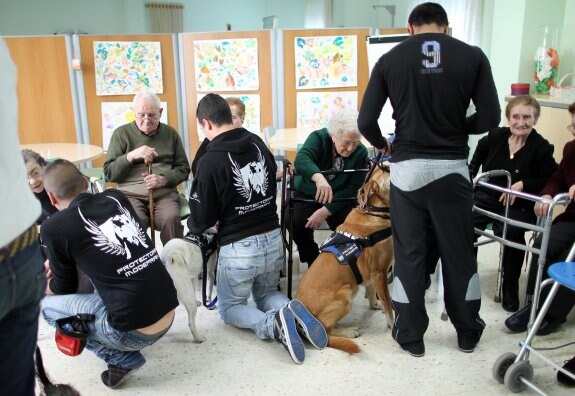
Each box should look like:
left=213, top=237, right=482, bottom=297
left=492, top=242, right=575, bottom=394
left=474, top=170, right=573, bottom=394
left=472, top=170, right=569, bottom=308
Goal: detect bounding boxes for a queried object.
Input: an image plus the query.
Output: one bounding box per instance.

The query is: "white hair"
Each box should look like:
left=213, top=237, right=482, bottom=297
left=327, top=108, right=360, bottom=138
left=132, top=90, right=161, bottom=110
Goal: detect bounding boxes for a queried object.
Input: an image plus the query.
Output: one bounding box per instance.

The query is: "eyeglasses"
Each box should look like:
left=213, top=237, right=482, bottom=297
left=27, top=167, right=42, bottom=181
left=567, top=124, right=575, bottom=134
left=135, top=112, right=159, bottom=119
left=337, top=138, right=361, bottom=149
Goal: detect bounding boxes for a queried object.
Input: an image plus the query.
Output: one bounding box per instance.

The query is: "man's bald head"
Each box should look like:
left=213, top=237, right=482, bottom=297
left=43, top=159, right=87, bottom=200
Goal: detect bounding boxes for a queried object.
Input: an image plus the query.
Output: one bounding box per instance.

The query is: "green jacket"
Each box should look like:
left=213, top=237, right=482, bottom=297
left=104, top=122, right=190, bottom=199
left=294, top=128, right=368, bottom=214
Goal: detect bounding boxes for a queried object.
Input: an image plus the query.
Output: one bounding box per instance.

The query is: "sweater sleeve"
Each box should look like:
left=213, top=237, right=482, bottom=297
left=162, top=131, right=190, bottom=187
left=103, top=127, right=132, bottom=182
left=521, top=137, right=558, bottom=194
left=186, top=173, right=219, bottom=235
left=294, top=131, right=325, bottom=179
left=464, top=49, right=501, bottom=135
left=540, top=142, right=574, bottom=196
left=469, top=133, right=490, bottom=179
left=41, top=219, right=79, bottom=294
left=357, top=58, right=390, bottom=150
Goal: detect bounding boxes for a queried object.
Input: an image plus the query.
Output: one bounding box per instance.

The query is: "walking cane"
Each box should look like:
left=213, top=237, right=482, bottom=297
left=147, top=161, right=155, bottom=246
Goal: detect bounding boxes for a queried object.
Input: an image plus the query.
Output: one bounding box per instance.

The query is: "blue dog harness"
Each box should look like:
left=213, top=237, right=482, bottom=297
left=320, top=228, right=392, bottom=284
left=183, top=232, right=218, bottom=308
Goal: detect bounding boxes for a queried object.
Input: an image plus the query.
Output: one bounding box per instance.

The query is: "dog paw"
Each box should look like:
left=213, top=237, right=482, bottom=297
left=195, top=300, right=201, bottom=307
left=193, top=336, right=206, bottom=343
left=369, top=300, right=379, bottom=310
left=335, top=327, right=360, bottom=338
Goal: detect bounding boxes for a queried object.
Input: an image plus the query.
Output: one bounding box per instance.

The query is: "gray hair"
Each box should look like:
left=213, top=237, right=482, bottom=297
left=327, top=108, right=360, bottom=138
left=21, top=149, right=47, bottom=167
left=132, top=90, right=161, bottom=110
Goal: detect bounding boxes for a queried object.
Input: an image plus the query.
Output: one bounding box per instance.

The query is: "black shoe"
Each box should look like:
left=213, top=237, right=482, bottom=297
left=505, top=304, right=532, bottom=333
left=400, top=340, right=425, bottom=357
left=537, top=316, right=566, bottom=336
left=457, top=327, right=483, bottom=353
left=101, top=363, right=143, bottom=389
left=502, top=285, right=519, bottom=312
left=273, top=307, right=305, bottom=364
left=557, top=356, right=575, bottom=387
left=505, top=305, right=565, bottom=336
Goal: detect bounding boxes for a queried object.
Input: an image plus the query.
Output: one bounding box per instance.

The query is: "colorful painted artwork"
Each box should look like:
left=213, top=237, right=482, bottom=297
left=196, top=94, right=260, bottom=141
left=296, top=91, right=358, bottom=131
left=294, top=35, right=358, bottom=89
left=194, top=38, right=259, bottom=91
left=94, top=41, right=164, bottom=96
left=101, top=102, right=168, bottom=150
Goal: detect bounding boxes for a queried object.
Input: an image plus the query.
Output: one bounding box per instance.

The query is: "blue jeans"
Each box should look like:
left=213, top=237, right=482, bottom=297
left=0, top=242, right=46, bottom=396
left=217, top=228, right=289, bottom=340
left=42, top=292, right=170, bottom=369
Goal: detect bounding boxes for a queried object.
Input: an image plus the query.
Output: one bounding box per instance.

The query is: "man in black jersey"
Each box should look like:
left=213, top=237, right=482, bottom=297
left=358, top=2, right=500, bottom=357
left=40, top=159, right=178, bottom=389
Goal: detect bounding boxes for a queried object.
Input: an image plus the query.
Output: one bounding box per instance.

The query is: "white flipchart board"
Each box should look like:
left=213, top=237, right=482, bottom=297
left=366, top=34, right=408, bottom=136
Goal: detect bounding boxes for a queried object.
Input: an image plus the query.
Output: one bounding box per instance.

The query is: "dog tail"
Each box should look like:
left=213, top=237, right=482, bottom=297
left=327, top=336, right=361, bottom=354
left=35, top=346, right=81, bottom=396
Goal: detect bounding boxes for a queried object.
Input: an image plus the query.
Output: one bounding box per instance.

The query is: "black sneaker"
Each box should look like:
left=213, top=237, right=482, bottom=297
left=400, top=340, right=425, bottom=357
left=101, top=363, right=143, bottom=389
left=273, top=307, right=305, bottom=364
left=457, top=328, right=483, bottom=353
left=557, top=356, right=575, bottom=387
left=287, top=300, right=328, bottom=349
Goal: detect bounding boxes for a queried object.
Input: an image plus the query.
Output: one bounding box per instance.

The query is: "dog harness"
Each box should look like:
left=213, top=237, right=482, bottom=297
left=183, top=232, right=218, bottom=308
left=320, top=228, right=392, bottom=284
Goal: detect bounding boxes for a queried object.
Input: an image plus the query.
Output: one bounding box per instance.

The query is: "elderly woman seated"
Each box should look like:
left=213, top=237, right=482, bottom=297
left=287, top=108, right=368, bottom=267
left=21, top=149, right=57, bottom=224
left=469, top=95, right=557, bottom=312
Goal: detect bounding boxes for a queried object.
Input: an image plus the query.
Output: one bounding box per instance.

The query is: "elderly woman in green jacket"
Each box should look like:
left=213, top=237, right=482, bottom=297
left=289, top=108, right=368, bottom=267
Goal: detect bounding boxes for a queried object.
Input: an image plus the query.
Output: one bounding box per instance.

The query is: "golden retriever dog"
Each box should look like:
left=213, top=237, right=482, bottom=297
left=295, top=162, right=394, bottom=354
left=160, top=231, right=217, bottom=343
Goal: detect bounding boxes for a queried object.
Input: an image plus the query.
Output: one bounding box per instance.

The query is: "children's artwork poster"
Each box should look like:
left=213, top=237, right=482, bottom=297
left=194, top=38, right=260, bottom=91
left=94, top=41, right=164, bottom=96
left=101, top=102, right=168, bottom=150
left=195, top=94, right=260, bottom=141
left=294, top=35, right=358, bottom=89
left=296, top=91, right=358, bottom=131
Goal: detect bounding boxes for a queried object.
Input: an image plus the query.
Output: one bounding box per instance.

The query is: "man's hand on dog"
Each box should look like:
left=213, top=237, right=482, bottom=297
left=311, top=173, right=333, bottom=204
left=305, top=206, right=331, bottom=229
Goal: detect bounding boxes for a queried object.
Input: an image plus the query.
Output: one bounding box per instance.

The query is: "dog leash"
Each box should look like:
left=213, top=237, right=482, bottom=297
left=183, top=233, right=218, bottom=309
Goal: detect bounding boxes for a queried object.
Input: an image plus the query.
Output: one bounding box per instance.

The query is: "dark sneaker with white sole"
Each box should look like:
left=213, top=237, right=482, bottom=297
left=287, top=299, right=328, bottom=349
left=101, top=362, right=144, bottom=389
left=273, top=307, right=305, bottom=364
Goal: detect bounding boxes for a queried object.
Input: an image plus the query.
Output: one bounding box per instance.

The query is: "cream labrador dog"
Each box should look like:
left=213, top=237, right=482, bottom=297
left=160, top=231, right=217, bottom=343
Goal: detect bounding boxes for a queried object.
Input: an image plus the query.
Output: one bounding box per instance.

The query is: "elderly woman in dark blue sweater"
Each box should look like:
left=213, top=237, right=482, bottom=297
left=469, top=95, right=557, bottom=312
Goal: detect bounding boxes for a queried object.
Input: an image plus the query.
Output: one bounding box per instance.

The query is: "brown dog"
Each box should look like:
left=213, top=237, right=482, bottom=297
left=295, top=163, right=394, bottom=353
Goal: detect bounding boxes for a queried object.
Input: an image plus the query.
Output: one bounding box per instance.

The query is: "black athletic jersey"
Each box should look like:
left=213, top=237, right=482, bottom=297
left=358, top=32, right=501, bottom=162
left=41, top=189, right=178, bottom=331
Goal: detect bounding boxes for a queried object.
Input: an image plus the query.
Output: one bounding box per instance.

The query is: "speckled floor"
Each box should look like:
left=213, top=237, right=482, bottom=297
left=36, top=228, right=575, bottom=396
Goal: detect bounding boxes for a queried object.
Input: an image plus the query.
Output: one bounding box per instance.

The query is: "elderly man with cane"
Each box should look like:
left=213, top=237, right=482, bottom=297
left=104, top=91, right=190, bottom=246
